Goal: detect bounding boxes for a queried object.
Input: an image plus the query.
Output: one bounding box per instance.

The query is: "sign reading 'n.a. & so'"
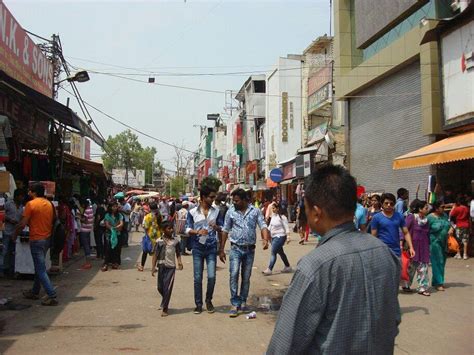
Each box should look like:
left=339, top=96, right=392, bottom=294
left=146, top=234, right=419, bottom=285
left=0, top=1, right=53, bottom=97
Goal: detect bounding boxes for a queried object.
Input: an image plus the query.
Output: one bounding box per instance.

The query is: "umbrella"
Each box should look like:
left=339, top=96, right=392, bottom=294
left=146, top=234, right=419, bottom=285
left=114, top=191, right=125, bottom=199
left=126, top=190, right=145, bottom=196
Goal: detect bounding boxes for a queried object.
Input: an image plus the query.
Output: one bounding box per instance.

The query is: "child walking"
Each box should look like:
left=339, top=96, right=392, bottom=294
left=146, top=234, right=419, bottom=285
left=151, top=221, right=183, bottom=317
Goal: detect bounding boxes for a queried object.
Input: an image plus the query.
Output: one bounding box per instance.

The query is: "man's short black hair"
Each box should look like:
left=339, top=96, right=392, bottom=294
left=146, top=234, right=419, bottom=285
left=161, top=220, right=173, bottom=230
left=13, top=189, right=25, bottom=199
left=397, top=188, right=408, bottom=198
left=149, top=202, right=158, bottom=210
left=381, top=193, right=396, bottom=204
left=304, top=164, right=357, bottom=219
left=29, top=183, right=45, bottom=197
left=231, top=188, right=249, bottom=201
left=200, top=185, right=217, bottom=198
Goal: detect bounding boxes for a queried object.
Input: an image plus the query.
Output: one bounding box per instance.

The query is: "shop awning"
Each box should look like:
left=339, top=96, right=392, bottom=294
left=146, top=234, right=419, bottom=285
left=63, top=153, right=108, bottom=178
left=393, top=132, right=474, bottom=170
left=0, top=70, right=104, bottom=147
left=280, top=178, right=296, bottom=185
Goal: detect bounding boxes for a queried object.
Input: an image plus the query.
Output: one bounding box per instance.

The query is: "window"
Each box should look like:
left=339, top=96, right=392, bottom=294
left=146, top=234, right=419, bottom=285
left=253, top=80, right=266, bottom=93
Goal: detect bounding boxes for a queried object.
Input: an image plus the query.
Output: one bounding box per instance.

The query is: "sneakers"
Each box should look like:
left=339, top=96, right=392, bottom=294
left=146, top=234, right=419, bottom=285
left=229, top=306, right=239, bottom=318
left=454, top=254, right=462, bottom=259
left=41, top=296, right=58, bottom=306
left=463, top=255, right=469, bottom=260
left=262, top=268, right=272, bottom=276
left=194, top=306, right=203, bottom=314
left=206, top=301, right=215, bottom=314
left=22, top=290, right=40, bottom=300
left=240, top=303, right=250, bottom=313
left=281, top=266, right=293, bottom=273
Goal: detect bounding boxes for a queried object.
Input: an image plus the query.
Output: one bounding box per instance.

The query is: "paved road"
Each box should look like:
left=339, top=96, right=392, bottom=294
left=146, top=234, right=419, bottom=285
left=0, top=230, right=472, bottom=354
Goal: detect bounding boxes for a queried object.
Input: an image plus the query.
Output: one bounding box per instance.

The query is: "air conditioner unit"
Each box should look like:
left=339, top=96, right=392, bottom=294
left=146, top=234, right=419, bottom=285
left=451, top=0, right=468, bottom=11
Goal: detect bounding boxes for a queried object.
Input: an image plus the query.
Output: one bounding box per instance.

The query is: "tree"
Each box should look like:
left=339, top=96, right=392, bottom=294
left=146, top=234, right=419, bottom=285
left=165, top=176, right=186, bottom=198
left=173, top=141, right=193, bottom=178
left=101, top=129, right=159, bottom=185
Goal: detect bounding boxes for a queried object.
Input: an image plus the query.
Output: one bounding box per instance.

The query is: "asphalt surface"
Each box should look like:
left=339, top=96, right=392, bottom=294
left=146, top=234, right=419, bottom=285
left=0, top=230, right=472, bottom=354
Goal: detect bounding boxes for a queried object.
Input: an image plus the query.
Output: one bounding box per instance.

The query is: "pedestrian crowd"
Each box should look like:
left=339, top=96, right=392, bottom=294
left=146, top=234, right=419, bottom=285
left=2, top=165, right=473, bottom=354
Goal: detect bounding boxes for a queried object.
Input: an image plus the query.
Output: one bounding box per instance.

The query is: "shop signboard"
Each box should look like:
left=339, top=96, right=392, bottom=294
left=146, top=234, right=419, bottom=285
left=112, top=168, right=146, bottom=188
left=308, top=65, right=331, bottom=96
left=282, top=163, right=295, bottom=180
left=0, top=1, right=53, bottom=97
left=70, top=133, right=82, bottom=158
left=308, top=83, right=331, bottom=113
left=281, top=92, right=288, bottom=142
left=0, top=93, right=48, bottom=145
left=307, top=122, right=327, bottom=146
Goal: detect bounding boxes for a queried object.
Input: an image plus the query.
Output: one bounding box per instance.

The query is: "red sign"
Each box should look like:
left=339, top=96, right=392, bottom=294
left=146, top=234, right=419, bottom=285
left=0, top=1, right=53, bottom=97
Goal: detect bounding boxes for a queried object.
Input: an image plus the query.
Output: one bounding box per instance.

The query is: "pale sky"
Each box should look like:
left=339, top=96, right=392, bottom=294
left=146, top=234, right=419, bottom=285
left=6, top=0, right=331, bottom=172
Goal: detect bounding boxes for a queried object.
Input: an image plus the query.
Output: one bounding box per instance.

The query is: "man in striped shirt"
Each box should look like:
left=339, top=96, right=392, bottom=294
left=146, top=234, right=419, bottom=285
left=80, top=199, right=95, bottom=269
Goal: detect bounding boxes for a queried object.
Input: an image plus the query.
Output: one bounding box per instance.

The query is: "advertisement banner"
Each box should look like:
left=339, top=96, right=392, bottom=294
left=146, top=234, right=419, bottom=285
left=0, top=1, right=53, bottom=97
left=112, top=168, right=146, bottom=188
left=70, top=133, right=82, bottom=158
left=307, top=122, right=327, bottom=146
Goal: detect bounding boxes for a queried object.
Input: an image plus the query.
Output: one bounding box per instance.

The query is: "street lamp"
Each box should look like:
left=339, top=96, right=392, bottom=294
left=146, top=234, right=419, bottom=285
left=57, top=70, right=90, bottom=85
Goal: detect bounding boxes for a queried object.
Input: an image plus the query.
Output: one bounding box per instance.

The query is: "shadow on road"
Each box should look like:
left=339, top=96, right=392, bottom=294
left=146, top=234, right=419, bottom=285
left=401, top=306, right=430, bottom=315
left=0, top=233, right=144, bottom=353
left=444, top=282, right=471, bottom=289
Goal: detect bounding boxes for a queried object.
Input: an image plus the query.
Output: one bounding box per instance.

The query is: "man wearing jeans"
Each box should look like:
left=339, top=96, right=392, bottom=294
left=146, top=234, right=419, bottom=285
left=185, top=186, right=222, bottom=314
left=79, top=199, right=95, bottom=269
left=14, top=183, right=57, bottom=306
left=3, top=189, right=24, bottom=277
left=220, top=188, right=270, bottom=317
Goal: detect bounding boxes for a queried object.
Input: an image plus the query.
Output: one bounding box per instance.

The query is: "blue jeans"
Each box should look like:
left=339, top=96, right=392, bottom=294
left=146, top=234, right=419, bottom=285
left=30, top=239, right=56, bottom=298
left=269, top=236, right=290, bottom=270
left=192, top=245, right=217, bottom=307
left=229, top=244, right=255, bottom=307
left=79, top=231, right=91, bottom=258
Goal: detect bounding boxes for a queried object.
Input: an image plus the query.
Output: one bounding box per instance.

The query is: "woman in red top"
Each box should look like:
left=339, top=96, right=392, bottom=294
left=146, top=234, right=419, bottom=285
left=450, top=196, right=471, bottom=260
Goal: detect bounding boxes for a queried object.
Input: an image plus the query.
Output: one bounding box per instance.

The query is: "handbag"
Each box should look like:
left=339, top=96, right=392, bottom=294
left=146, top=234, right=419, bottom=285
left=141, top=234, right=153, bottom=254
left=447, top=234, right=459, bottom=254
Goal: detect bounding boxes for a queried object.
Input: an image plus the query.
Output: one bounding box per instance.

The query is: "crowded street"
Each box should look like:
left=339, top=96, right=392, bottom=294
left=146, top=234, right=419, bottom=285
left=0, top=230, right=472, bottom=354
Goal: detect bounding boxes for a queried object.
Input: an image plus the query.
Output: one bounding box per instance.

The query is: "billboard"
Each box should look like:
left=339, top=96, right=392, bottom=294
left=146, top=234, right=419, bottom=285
left=112, top=168, right=146, bottom=188
left=0, top=1, right=54, bottom=97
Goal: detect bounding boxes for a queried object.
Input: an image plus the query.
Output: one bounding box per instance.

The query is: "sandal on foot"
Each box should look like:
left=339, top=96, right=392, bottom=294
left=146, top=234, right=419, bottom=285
left=418, top=291, right=431, bottom=296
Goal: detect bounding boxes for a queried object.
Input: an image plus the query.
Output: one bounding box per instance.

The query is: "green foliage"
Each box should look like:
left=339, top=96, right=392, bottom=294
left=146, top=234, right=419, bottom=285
left=165, top=176, right=187, bottom=198
left=200, top=176, right=222, bottom=192
left=101, top=129, right=158, bottom=184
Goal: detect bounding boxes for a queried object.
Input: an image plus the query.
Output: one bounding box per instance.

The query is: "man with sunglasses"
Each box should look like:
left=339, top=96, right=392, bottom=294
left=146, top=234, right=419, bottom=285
left=371, top=193, right=415, bottom=259
left=185, top=185, right=222, bottom=314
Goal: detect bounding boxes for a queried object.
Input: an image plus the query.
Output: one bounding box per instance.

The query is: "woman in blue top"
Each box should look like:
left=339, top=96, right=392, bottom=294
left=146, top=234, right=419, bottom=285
left=102, top=202, right=124, bottom=271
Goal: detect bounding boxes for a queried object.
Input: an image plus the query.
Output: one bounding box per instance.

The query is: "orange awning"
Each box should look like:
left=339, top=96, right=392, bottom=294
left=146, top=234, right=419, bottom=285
left=393, top=132, right=474, bottom=170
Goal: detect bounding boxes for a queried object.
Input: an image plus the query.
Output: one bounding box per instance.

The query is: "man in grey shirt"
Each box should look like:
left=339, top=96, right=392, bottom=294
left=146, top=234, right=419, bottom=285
left=267, top=164, right=401, bottom=355
left=3, top=189, right=25, bottom=277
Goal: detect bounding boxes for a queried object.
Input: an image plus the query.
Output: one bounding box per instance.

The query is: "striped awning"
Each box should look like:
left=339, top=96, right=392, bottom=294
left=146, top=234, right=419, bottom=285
left=393, top=131, right=474, bottom=170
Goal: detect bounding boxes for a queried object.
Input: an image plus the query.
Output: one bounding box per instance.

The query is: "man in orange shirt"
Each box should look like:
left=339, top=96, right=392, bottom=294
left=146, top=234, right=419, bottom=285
left=14, top=183, right=57, bottom=306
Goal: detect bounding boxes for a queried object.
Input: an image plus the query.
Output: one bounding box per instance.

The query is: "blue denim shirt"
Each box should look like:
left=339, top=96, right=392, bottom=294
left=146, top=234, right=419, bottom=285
left=185, top=204, right=223, bottom=248
left=222, top=204, right=268, bottom=246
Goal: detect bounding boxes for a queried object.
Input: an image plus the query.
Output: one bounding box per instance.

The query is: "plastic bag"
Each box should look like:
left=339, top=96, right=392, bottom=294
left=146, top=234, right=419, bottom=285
left=447, top=235, right=459, bottom=254
left=400, top=250, right=411, bottom=282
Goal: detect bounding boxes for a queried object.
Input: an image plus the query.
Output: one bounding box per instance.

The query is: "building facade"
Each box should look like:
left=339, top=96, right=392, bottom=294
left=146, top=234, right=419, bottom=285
left=334, top=0, right=460, bottom=194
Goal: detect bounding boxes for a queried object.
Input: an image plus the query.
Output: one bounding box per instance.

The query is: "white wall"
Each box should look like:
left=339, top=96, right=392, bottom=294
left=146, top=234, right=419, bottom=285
left=442, top=21, right=474, bottom=124
left=265, top=56, right=302, bottom=176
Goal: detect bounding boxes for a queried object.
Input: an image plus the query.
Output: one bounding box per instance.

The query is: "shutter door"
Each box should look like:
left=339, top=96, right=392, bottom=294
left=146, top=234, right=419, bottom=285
left=349, top=61, right=430, bottom=195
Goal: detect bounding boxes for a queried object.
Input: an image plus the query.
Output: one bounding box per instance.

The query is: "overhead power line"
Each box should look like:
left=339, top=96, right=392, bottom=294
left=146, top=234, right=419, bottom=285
left=59, top=87, right=232, bottom=164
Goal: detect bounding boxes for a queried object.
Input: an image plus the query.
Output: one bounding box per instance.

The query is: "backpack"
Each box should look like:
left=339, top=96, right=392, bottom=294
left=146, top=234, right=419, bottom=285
left=50, top=203, right=66, bottom=253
